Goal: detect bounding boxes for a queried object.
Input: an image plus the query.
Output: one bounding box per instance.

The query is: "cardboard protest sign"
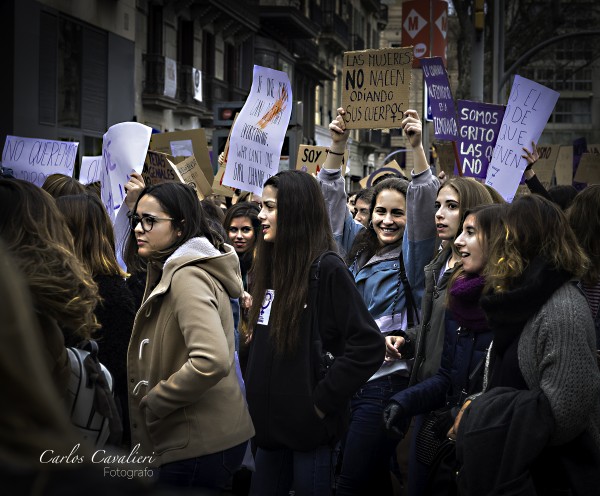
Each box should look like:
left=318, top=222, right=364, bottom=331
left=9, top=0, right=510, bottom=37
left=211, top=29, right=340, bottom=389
left=421, top=58, right=459, bottom=141
left=212, top=165, right=235, bottom=198
left=2, top=135, right=78, bottom=186
left=554, top=146, right=573, bottom=185
left=142, top=151, right=180, bottom=186
left=457, top=100, right=505, bottom=179
left=341, top=47, right=413, bottom=129
left=172, top=155, right=213, bottom=199
left=588, top=143, right=600, bottom=155
left=100, top=122, right=152, bottom=221
left=359, top=160, right=407, bottom=188
left=295, top=145, right=347, bottom=175
left=485, top=76, right=559, bottom=202
left=573, top=153, right=600, bottom=185
left=223, top=65, right=293, bottom=195
left=572, top=137, right=588, bottom=191
left=79, top=156, right=103, bottom=184
left=150, top=128, right=214, bottom=183
left=435, top=141, right=457, bottom=178
left=530, top=144, right=560, bottom=188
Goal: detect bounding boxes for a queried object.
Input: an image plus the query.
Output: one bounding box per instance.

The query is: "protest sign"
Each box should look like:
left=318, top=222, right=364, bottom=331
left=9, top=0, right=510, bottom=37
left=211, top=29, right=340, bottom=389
left=341, top=47, right=413, bottom=130
left=485, top=76, right=559, bottom=202
left=212, top=164, right=236, bottom=197
left=79, top=156, right=103, bottom=184
left=573, top=153, right=600, bottom=185
left=142, top=151, right=180, bottom=186
left=100, top=122, right=152, bottom=221
left=529, top=144, right=559, bottom=188
left=457, top=100, right=505, bottom=179
left=172, top=155, right=213, bottom=199
left=2, top=135, right=78, bottom=187
left=421, top=57, right=458, bottom=141
left=434, top=141, right=456, bottom=178
left=223, top=65, right=293, bottom=195
left=588, top=143, right=600, bottom=155
left=554, top=146, right=573, bottom=186
left=150, top=128, right=213, bottom=183
left=295, top=145, right=347, bottom=175
left=572, top=137, right=588, bottom=191
left=359, top=160, right=407, bottom=188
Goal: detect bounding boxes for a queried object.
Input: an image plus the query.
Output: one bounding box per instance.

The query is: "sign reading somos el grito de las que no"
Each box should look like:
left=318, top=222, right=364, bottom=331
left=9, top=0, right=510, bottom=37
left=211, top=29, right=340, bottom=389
left=341, top=47, right=413, bottom=129
left=485, top=75, right=559, bottom=202
left=2, top=135, right=78, bottom=187
left=457, top=100, right=505, bottom=179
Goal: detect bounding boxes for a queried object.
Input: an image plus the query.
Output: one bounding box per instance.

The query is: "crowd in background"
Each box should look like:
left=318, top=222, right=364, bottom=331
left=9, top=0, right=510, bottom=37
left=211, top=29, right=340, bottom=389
left=0, top=108, right=599, bottom=496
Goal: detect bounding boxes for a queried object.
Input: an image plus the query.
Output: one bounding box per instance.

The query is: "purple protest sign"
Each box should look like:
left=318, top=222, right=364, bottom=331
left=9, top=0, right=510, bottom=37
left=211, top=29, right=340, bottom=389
left=421, top=57, right=458, bottom=141
left=457, top=100, right=505, bottom=179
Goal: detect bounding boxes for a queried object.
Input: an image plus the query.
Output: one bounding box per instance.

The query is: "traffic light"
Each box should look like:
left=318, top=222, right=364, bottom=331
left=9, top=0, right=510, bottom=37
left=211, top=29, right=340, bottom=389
left=213, top=101, right=245, bottom=127
left=474, top=0, right=485, bottom=31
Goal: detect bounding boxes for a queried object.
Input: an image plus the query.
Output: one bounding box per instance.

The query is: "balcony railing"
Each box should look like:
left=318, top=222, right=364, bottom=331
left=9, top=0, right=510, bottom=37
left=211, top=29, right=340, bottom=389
left=352, top=34, right=364, bottom=51
left=321, top=10, right=350, bottom=51
left=142, top=53, right=178, bottom=109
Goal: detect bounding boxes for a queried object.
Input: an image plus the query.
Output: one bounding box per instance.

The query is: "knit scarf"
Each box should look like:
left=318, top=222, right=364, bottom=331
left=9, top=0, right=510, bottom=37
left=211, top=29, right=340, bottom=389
left=448, top=274, right=488, bottom=331
left=480, top=257, right=572, bottom=354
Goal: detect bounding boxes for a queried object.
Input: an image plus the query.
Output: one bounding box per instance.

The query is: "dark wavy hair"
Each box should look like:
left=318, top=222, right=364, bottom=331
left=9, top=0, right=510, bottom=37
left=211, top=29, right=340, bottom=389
left=248, top=170, right=336, bottom=355
left=123, top=182, right=222, bottom=271
left=0, top=179, right=99, bottom=337
left=347, top=177, right=409, bottom=265
left=56, top=194, right=127, bottom=278
left=223, top=201, right=261, bottom=246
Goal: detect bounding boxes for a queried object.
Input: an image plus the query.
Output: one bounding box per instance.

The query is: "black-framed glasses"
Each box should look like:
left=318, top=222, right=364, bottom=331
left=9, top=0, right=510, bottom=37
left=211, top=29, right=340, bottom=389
left=128, top=213, right=175, bottom=232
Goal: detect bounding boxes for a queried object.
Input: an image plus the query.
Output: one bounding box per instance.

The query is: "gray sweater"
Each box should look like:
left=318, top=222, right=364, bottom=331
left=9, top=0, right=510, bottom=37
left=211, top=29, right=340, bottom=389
left=489, top=283, right=600, bottom=449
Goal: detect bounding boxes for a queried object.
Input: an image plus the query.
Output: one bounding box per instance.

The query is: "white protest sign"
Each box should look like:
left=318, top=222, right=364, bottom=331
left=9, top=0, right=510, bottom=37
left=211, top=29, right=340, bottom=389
left=100, top=122, right=152, bottom=221
left=223, top=65, right=293, bottom=195
left=1, top=135, right=78, bottom=186
left=192, top=68, right=202, bottom=102
left=79, top=156, right=103, bottom=184
left=485, top=76, right=559, bottom=202
left=164, top=57, right=177, bottom=99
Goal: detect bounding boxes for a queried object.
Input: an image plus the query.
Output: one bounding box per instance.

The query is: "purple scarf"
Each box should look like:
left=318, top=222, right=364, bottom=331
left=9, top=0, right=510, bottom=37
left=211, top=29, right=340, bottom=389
left=448, top=274, right=488, bottom=331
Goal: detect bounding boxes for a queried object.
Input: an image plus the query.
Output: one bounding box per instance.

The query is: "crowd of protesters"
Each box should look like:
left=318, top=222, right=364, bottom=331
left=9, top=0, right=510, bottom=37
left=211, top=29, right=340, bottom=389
left=1, top=107, right=599, bottom=496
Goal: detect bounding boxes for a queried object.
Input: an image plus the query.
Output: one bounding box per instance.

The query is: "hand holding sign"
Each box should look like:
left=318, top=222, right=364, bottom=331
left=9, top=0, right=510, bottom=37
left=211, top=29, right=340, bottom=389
left=123, top=172, right=146, bottom=211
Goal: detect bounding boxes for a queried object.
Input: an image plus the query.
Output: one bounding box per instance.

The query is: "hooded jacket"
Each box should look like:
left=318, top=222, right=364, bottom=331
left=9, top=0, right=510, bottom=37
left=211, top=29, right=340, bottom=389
left=127, top=237, right=254, bottom=466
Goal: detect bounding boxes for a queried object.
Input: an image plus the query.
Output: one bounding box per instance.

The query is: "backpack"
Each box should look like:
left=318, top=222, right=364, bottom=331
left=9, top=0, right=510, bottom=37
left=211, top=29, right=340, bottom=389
left=66, top=340, right=123, bottom=448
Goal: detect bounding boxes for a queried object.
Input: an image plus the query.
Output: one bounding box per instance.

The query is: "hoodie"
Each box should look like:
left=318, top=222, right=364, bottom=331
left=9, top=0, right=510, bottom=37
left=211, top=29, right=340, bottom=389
left=127, top=237, right=254, bottom=466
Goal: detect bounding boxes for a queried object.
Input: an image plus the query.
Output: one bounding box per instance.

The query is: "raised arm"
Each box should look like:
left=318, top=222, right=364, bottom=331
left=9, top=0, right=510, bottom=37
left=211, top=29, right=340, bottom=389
left=522, top=141, right=552, bottom=202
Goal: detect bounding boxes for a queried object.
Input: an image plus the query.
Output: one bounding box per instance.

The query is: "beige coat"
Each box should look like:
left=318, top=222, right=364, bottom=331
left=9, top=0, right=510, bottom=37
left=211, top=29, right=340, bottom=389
left=127, top=237, right=254, bottom=466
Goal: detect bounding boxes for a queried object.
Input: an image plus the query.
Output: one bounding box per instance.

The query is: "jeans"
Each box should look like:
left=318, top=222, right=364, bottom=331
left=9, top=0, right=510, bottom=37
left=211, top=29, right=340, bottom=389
left=158, top=441, right=247, bottom=491
left=336, top=374, right=409, bottom=496
left=250, top=445, right=337, bottom=496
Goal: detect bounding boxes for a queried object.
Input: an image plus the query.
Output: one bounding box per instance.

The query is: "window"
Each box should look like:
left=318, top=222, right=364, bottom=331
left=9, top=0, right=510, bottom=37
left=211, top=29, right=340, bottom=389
left=147, top=4, right=163, bottom=54
left=550, top=98, right=592, bottom=124
left=57, top=17, right=82, bottom=128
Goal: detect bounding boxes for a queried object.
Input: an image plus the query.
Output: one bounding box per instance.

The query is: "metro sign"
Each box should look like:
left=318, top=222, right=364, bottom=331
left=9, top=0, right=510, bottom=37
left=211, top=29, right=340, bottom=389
left=435, top=10, right=448, bottom=39
left=403, top=9, right=427, bottom=39
left=401, top=0, right=448, bottom=68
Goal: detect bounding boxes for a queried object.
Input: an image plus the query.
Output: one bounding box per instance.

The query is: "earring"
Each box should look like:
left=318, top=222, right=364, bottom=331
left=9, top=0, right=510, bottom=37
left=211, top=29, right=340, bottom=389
left=368, top=220, right=373, bottom=229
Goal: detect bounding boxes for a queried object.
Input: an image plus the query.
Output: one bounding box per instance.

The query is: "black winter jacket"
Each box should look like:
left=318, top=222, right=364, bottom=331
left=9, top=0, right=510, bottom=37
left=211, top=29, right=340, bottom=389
left=245, top=253, right=385, bottom=451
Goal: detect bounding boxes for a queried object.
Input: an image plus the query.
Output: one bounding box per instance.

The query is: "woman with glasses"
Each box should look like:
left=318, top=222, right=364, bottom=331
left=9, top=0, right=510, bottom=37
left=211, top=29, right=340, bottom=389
left=123, top=182, right=254, bottom=490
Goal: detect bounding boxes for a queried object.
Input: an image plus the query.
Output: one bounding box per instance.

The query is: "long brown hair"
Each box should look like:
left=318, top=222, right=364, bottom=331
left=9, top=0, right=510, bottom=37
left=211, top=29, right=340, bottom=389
left=56, top=194, right=127, bottom=278
left=0, top=179, right=100, bottom=338
left=248, top=171, right=336, bottom=355
left=485, top=194, right=589, bottom=293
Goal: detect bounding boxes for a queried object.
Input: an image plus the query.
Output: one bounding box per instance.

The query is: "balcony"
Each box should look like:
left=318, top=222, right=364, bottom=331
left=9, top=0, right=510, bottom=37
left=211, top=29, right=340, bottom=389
left=142, top=54, right=179, bottom=110
left=360, top=0, right=381, bottom=14
left=290, top=39, right=335, bottom=81
left=175, top=65, right=214, bottom=120
left=320, top=10, right=350, bottom=52
left=378, top=4, right=388, bottom=30
left=259, top=0, right=320, bottom=39
left=192, top=0, right=260, bottom=37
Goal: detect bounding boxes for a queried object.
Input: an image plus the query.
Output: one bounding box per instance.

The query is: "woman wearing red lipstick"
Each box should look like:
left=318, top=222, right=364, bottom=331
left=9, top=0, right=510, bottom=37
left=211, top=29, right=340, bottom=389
left=123, top=182, right=254, bottom=491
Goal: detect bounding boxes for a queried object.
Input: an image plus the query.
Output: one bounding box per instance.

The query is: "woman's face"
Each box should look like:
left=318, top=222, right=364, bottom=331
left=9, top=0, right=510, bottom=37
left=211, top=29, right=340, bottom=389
left=258, top=185, right=277, bottom=243
left=371, top=189, right=406, bottom=246
left=435, top=186, right=461, bottom=241
left=454, top=214, right=486, bottom=275
left=228, top=216, right=255, bottom=254
left=133, top=194, right=180, bottom=258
